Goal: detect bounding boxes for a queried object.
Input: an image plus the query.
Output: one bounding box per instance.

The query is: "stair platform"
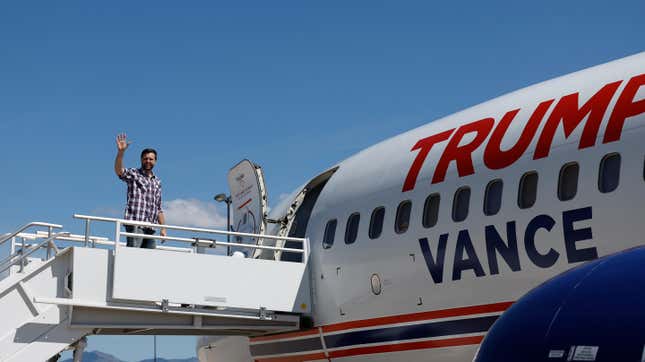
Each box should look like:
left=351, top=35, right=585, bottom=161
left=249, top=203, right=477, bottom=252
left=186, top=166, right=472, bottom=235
left=0, top=215, right=311, bottom=360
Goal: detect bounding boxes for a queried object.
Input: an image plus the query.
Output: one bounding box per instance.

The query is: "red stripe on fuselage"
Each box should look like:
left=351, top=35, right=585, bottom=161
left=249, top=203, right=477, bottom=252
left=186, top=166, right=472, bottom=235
left=322, top=301, right=513, bottom=333
left=251, top=336, right=484, bottom=361
left=328, top=335, right=484, bottom=358
left=250, top=302, right=511, bottom=359
left=254, top=352, right=328, bottom=362
left=251, top=328, right=320, bottom=343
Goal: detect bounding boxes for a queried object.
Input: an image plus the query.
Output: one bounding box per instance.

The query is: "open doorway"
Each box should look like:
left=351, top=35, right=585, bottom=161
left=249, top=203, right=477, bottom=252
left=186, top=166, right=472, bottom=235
left=280, top=168, right=337, bottom=262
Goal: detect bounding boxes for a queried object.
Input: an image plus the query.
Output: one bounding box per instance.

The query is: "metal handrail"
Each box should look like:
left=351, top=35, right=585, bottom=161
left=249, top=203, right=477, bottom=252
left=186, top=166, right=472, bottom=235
left=0, top=216, right=310, bottom=267
left=0, top=222, right=62, bottom=246
left=0, top=213, right=311, bottom=276
left=73, top=214, right=310, bottom=260
left=35, top=230, right=108, bottom=239
left=73, top=214, right=307, bottom=243
left=12, top=236, right=195, bottom=254
left=0, top=232, right=70, bottom=274
left=0, top=243, right=36, bottom=265
left=118, top=232, right=306, bottom=253
left=0, top=243, right=38, bottom=269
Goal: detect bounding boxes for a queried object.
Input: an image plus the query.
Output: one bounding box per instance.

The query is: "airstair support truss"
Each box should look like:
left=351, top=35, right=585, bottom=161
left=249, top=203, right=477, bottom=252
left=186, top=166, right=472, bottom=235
left=0, top=216, right=311, bottom=361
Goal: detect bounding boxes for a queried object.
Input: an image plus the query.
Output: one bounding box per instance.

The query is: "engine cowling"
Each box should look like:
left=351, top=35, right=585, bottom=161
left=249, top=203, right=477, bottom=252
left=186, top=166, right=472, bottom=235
left=475, top=246, right=645, bottom=362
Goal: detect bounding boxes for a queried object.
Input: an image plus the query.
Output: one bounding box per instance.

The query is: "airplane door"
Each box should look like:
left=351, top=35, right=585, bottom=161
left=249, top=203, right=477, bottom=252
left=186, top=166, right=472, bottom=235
left=226, top=160, right=268, bottom=257
left=277, top=168, right=337, bottom=262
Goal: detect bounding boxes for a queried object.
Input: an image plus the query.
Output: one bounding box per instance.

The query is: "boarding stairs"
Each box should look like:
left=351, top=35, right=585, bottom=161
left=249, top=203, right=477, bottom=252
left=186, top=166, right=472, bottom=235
left=0, top=216, right=311, bottom=361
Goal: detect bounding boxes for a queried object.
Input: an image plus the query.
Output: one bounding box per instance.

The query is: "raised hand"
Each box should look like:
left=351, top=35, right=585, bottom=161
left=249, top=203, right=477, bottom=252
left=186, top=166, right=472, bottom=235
left=116, top=133, right=131, bottom=152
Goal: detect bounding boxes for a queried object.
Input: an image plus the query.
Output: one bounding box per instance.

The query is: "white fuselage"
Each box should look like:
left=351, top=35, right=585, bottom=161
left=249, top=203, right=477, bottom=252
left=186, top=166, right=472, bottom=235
left=201, top=52, right=645, bottom=361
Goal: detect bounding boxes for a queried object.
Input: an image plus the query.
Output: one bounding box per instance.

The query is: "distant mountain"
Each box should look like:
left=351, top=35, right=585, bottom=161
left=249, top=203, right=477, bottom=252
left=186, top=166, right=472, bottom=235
left=61, top=351, right=123, bottom=362
left=60, top=351, right=198, bottom=362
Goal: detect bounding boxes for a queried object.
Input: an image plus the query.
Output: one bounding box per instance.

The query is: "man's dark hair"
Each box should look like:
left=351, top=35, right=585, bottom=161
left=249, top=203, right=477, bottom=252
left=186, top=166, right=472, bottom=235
left=141, top=148, right=158, bottom=160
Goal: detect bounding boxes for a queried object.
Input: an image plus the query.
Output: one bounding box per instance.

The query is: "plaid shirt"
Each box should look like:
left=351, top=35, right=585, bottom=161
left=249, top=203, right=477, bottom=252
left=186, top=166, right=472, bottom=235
left=119, top=168, right=163, bottom=223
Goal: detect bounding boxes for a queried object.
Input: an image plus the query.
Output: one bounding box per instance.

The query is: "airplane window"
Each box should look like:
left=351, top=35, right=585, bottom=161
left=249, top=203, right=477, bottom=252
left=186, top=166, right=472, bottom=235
left=322, top=219, right=337, bottom=249
left=422, top=193, right=440, bottom=228
left=599, top=153, right=621, bottom=193
left=345, top=213, right=360, bottom=244
left=484, top=179, right=503, bottom=216
left=558, top=162, right=579, bottom=201
left=369, top=207, right=385, bottom=239
left=518, top=171, right=538, bottom=209
left=395, top=200, right=412, bottom=234
left=452, top=187, right=470, bottom=222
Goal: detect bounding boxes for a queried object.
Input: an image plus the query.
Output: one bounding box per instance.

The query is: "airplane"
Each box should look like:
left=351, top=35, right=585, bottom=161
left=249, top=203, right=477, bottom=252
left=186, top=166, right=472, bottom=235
left=197, top=51, right=645, bottom=361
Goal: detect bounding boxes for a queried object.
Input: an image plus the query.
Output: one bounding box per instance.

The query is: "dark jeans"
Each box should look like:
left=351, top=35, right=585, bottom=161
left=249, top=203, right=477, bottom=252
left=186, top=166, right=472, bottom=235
left=125, top=225, right=156, bottom=249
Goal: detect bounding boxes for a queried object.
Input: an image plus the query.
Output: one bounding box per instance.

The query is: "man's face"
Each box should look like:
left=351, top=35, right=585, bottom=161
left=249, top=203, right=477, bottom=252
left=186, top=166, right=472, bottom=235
left=141, top=152, right=157, bottom=171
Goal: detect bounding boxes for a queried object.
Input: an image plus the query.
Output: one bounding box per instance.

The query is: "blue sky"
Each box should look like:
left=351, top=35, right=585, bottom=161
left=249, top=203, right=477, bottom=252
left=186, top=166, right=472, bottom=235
left=0, top=1, right=643, bottom=360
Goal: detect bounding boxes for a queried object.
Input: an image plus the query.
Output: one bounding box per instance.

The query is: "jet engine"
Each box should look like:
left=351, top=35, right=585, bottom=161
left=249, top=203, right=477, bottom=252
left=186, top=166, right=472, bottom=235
left=475, top=246, right=645, bottom=362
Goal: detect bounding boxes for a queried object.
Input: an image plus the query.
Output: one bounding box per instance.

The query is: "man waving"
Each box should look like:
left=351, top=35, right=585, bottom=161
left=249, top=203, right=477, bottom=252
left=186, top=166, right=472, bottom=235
left=114, top=133, right=166, bottom=249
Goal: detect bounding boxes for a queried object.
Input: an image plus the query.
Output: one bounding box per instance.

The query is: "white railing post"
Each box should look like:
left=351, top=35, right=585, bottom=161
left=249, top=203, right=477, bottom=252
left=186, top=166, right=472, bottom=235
left=115, top=221, right=121, bottom=250
left=84, top=219, right=91, bottom=247
left=46, top=226, right=53, bottom=259
left=19, top=237, right=25, bottom=273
